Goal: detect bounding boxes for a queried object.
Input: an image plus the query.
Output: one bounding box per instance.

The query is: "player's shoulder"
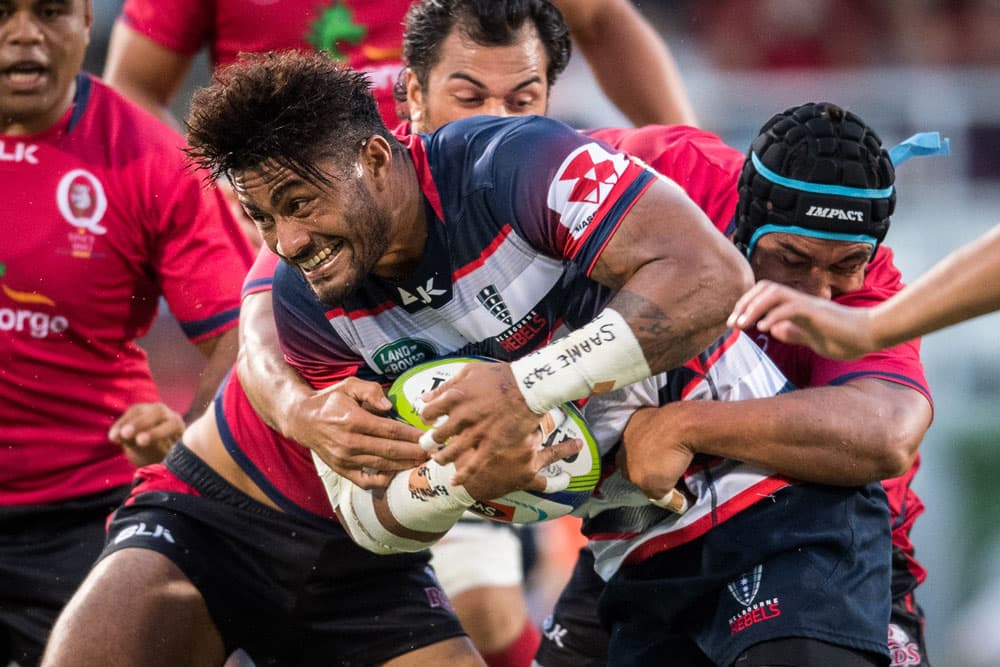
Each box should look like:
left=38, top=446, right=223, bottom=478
left=79, top=75, right=191, bottom=157
left=850, top=244, right=903, bottom=303
left=423, top=115, right=577, bottom=159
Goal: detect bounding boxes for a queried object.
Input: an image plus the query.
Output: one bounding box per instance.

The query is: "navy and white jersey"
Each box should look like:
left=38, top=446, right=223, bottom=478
left=273, top=115, right=657, bottom=387
left=577, top=330, right=796, bottom=581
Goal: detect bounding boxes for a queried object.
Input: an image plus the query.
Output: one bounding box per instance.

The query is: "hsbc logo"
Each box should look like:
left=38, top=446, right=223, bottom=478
left=548, top=143, right=630, bottom=239
left=805, top=205, right=865, bottom=222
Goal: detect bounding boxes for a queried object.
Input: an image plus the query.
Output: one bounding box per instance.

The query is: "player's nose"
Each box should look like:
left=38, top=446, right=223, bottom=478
left=273, top=219, right=313, bottom=262
left=483, top=99, right=511, bottom=118
left=795, top=270, right=833, bottom=301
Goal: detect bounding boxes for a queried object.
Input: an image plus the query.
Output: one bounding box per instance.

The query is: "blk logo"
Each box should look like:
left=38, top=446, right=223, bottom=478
left=397, top=276, right=448, bottom=308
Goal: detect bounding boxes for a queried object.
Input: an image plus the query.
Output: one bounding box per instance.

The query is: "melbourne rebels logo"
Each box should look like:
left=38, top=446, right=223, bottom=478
left=477, top=285, right=513, bottom=325
left=547, top=143, right=629, bottom=239
left=728, top=565, right=763, bottom=607
left=57, top=169, right=108, bottom=235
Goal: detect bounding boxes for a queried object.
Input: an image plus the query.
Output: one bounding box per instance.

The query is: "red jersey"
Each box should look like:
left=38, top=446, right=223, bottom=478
left=120, top=0, right=411, bottom=125
left=586, top=125, right=744, bottom=235
left=751, top=244, right=933, bottom=589
left=0, top=74, right=253, bottom=506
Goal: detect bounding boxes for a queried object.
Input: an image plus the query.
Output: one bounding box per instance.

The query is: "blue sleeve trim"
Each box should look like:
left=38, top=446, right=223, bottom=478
left=213, top=389, right=340, bottom=531
left=827, top=370, right=930, bottom=397
left=67, top=73, right=92, bottom=133
left=576, top=169, right=655, bottom=273
left=242, top=276, right=274, bottom=295
left=178, top=305, right=240, bottom=340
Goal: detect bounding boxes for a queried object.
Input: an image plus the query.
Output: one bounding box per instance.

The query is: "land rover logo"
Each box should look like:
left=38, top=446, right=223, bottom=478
left=374, top=339, right=436, bottom=377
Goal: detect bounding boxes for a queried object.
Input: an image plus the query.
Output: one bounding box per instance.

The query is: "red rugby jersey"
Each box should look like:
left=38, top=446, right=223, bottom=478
left=0, top=74, right=252, bottom=505
left=751, top=244, right=933, bottom=588
left=120, top=0, right=410, bottom=125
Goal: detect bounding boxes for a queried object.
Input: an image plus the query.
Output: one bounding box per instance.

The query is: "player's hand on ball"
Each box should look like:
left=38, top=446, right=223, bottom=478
left=109, top=402, right=185, bottom=467
left=460, top=428, right=583, bottom=501
left=618, top=405, right=694, bottom=510
left=288, top=376, right=428, bottom=489
left=728, top=280, right=876, bottom=360
left=418, top=361, right=541, bottom=484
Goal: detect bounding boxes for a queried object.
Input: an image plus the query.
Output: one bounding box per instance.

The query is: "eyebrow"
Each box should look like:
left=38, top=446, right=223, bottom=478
left=268, top=177, right=304, bottom=210
left=777, top=240, right=871, bottom=264
left=447, top=72, right=543, bottom=92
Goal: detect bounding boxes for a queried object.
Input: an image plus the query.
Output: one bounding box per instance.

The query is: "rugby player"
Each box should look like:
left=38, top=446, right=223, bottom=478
left=536, top=104, right=937, bottom=667
left=0, top=1, right=251, bottom=665
left=103, top=3, right=698, bottom=662
left=186, top=49, right=896, bottom=667
left=729, top=224, right=1000, bottom=361
left=40, top=38, right=741, bottom=667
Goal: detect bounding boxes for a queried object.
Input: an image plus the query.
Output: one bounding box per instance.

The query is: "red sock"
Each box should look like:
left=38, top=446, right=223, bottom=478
left=482, top=620, right=541, bottom=667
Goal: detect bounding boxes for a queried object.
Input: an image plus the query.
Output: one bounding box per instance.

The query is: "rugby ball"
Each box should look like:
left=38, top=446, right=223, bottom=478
left=388, top=356, right=601, bottom=523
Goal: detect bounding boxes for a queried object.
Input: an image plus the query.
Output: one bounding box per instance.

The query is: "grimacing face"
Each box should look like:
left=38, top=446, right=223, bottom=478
left=0, top=0, right=91, bottom=135
left=234, top=157, right=393, bottom=307
left=405, top=21, right=549, bottom=133
left=749, top=232, right=872, bottom=301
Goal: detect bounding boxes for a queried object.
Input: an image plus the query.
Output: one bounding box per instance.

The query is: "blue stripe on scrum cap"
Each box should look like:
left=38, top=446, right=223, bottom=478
left=751, top=152, right=894, bottom=199
left=746, top=224, right=877, bottom=258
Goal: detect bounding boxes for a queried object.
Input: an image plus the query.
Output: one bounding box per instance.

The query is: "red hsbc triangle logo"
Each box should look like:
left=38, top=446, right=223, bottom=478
left=548, top=144, right=629, bottom=239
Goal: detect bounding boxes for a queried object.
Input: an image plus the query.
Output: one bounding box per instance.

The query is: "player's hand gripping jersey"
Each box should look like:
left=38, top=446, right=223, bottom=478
left=0, top=74, right=251, bottom=505
left=750, top=243, right=933, bottom=595
left=577, top=330, right=796, bottom=580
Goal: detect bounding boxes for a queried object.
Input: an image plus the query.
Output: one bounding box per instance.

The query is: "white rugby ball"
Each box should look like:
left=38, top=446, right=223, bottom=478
left=387, top=356, right=601, bottom=523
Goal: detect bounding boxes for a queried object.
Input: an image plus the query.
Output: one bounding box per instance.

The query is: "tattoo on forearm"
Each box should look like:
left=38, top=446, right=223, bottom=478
left=609, top=289, right=676, bottom=361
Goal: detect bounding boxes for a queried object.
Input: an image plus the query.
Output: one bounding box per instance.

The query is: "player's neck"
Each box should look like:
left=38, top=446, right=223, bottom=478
left=0, top=78, right=77, bottom=137
left=377, top=151, right=429, bottom=281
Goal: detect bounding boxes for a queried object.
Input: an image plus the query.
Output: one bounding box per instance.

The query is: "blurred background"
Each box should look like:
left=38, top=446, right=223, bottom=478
left=85, top=2, right=1000, bottom=665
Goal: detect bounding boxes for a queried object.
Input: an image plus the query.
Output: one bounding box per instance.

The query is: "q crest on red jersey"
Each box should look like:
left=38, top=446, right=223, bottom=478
left=56, top=169, right=109, bottom=259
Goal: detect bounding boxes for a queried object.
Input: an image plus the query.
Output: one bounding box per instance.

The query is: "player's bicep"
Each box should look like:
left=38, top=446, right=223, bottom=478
left=104, top=22, right=194, bottom=114
left=588, top=175, right=736, bottom=290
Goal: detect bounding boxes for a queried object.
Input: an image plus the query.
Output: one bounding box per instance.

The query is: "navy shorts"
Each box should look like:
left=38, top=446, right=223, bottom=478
left=600, top=483, right=892, bottom=667
left=535, top=546, right=607, bottom=667
left=101, top=444, right=466, bottom=666
left=0, top=486, right=127, bottom=667
left=537, top=546, right=925, bottom=667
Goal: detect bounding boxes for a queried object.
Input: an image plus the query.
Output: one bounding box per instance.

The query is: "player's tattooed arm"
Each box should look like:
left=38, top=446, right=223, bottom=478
left=592, top=176, right=754, bottom=372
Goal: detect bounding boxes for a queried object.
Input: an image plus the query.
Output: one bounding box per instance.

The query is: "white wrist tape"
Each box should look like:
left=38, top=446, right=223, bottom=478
left=382, top=459, right=475, bottom=531
left=510, top=308, right=652, bottom=414
left=336, top=459, right=475, bottom=555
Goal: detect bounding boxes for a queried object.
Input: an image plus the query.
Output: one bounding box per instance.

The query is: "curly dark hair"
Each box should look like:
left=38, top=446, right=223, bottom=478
left=186, top=50, right=399, bottom=187
left=734, top=102, right=896, bottom=255
left=393, top=0, right=572, bottom=106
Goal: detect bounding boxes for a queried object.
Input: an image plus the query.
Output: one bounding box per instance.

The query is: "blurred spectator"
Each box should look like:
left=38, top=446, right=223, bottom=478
left=691, top=0, right=889, bottom=69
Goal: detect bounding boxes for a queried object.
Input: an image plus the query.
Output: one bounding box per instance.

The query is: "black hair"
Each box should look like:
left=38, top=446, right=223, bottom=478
left=186, top=50, right=400, bottom=187
left=393, top=0, right=571, bottom=105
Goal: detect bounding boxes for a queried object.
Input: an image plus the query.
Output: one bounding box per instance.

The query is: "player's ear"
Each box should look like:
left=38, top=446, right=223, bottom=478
left=405, top=70, right=425, bottom=126
left=361, top=135, right=393, bottom=188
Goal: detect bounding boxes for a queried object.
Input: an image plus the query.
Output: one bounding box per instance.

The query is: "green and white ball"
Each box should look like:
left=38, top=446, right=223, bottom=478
left=387, top=356, right=601, bottom=523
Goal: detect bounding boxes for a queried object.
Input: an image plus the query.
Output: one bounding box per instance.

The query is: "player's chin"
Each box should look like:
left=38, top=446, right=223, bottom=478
left=308, top=275, right=356, bottom=308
